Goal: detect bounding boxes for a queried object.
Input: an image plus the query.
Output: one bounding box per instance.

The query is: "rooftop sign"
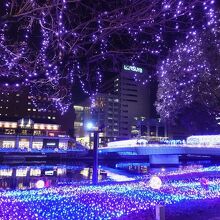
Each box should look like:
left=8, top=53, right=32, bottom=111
left=123, top=65, right=143, bottom=73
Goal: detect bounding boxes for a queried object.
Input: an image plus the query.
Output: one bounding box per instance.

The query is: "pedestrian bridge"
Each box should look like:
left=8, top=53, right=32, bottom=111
left=98, top=144, right=220, bottom=165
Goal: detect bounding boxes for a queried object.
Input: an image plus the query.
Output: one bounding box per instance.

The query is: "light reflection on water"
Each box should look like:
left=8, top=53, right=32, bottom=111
left=0, top=160, right=217, bottom=190
left=0, top=164, right=109, bottom=190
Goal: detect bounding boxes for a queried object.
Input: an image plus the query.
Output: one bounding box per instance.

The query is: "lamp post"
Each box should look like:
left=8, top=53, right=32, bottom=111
left=149, top=175, right=165, bottom=220
left=92, top=130, right=99, bottom=185
left=86, top=122, right=100, bottom=185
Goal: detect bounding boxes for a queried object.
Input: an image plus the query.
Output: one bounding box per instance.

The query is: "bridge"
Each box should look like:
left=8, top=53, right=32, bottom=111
left=98, top=142, right=220, bottom=165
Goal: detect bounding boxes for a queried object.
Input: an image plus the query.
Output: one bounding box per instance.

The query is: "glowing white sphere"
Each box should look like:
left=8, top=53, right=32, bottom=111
left=149, top=176, right=162, bottom=189
left=86, top=122, right=94, bottom=130
left=35, top=180, right=45, bottom=189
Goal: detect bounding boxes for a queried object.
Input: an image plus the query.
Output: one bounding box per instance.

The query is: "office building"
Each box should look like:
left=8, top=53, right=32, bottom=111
left=73, top=93, right=120, bottom=147
left=73, top=105, right=91, bottom=147
left=74, top=64, right=151, bottom=147
left=99, top=65, right=150, bottom=139
left=0, top=89, right=74, bottom=135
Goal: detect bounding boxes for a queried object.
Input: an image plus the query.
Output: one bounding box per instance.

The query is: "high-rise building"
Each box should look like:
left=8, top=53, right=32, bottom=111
left=0, top=89, right=74, bottom=135
left=74, top=105, right=91, bottom=138
left=73, top=93, right=120, bottom=147
left=74, top=64, right=151, bottom=146
left=90, top=93, right=120, bottom=145
left=99, top=65, right=150, bottom=139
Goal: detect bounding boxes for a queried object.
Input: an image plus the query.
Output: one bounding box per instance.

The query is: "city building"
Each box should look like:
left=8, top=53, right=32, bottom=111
left=0, top=118, right=75, bottom=151
left=0, top=88, right=74, bottom=136
left=73, top=93, right=119, bottom=148
left=74, top=64, right=152, bottom=147
left=131, top=118, right=168, bottom=142
left=89, top=93, right=120, bottom=146
left=99, top=65, right=150, bottom=139
left=73, top=105, right=91, bottom=147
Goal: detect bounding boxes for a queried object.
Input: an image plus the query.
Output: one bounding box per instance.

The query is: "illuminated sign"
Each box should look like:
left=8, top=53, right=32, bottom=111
left=45, top=170, right=54, bottom=176
left=47, top=143, right=56, bottom=146
left=123, top=65, right=143, bottom=73
left=43, top=139, right=59, bottom=148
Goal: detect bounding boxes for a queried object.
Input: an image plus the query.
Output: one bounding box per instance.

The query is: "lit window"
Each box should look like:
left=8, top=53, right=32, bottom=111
left=40, top=124, right=44, bottom=129
left=52, top=117, right=56, bottom=119
left=16, top=168, right=28, bottom=177
left=16, top=94, right=20, bottom=97
left=33, top=109, right=36, bottom=112
left=11, top=123, right=17, bottom=128
left=3, top=141, right=15, bottom=148
left=47, top=125, right=52, bottom=129
left=34, top=124, right=39, bottom=129
left=32, top=142, right=43, bottom=150
left=53, top=125, right=58, bottom=130
left=27, top=109, right=31, bottom=111
left=48, top=116, right=51, bottom=119
left=30, top=168, right=41, bottom=176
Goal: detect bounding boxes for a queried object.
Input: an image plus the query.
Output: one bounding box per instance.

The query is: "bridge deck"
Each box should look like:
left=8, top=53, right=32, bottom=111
left=99, top=145, right=220, bottom=156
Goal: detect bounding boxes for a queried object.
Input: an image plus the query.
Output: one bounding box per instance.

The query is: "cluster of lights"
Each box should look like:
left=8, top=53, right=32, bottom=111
left=156, top=33, right=220, bottom=119
left=152, top=165, right=220, bottom=177
left=0, top=166, right=220, bottom=219
left=0, top=0, right=219, bottom=113
left=156, top=3, right=220, bottom=119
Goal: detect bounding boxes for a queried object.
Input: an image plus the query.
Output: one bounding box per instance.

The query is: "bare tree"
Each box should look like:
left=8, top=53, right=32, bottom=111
left=0, top=0, right=217, bottom=113
left=156, top=29, right=220, bottom=121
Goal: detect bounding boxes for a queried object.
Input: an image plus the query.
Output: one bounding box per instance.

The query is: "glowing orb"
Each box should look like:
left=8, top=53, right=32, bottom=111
left=149, top=176, right=162, bottom=189
left=86, top=122, right=94, bottom=130
left=35, top=180, right=45, bottom=189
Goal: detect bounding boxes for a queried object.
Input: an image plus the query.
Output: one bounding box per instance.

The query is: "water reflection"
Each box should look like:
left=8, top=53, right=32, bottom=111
left=0, top=164, right=108, bottom=190
left=0, top=160, right=217, bottom=190
left=115, top=162, right=149, bottom=174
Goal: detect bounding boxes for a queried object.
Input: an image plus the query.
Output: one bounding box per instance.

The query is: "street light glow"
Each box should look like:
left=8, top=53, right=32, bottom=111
left=86, top=122, right=94, bottom=130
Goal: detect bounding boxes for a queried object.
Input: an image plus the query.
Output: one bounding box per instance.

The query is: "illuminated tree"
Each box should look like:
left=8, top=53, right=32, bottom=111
left=0, top=0, right=218, bottom=113
left=156, top=30, right=220, bottom=122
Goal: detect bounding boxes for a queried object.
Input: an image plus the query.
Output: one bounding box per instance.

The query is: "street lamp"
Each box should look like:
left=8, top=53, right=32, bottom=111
left=86, top=122, right=94, bottom=130
left=85, top=122, right=100, bottom=185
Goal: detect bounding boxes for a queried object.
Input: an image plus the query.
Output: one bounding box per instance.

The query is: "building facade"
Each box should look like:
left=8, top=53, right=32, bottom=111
left=99, top=65, right=150, bottom=140
left=131, top=118, right=168, bottom=142
left=0, top=89, right=74, bottom=135
left=0, top=118, right=75, bottom=151
left=74, top=64, right=151, bottom=147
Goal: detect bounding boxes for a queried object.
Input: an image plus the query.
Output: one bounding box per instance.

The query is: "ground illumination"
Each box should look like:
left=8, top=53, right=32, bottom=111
left=1, top=166, right=220, bottom=219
